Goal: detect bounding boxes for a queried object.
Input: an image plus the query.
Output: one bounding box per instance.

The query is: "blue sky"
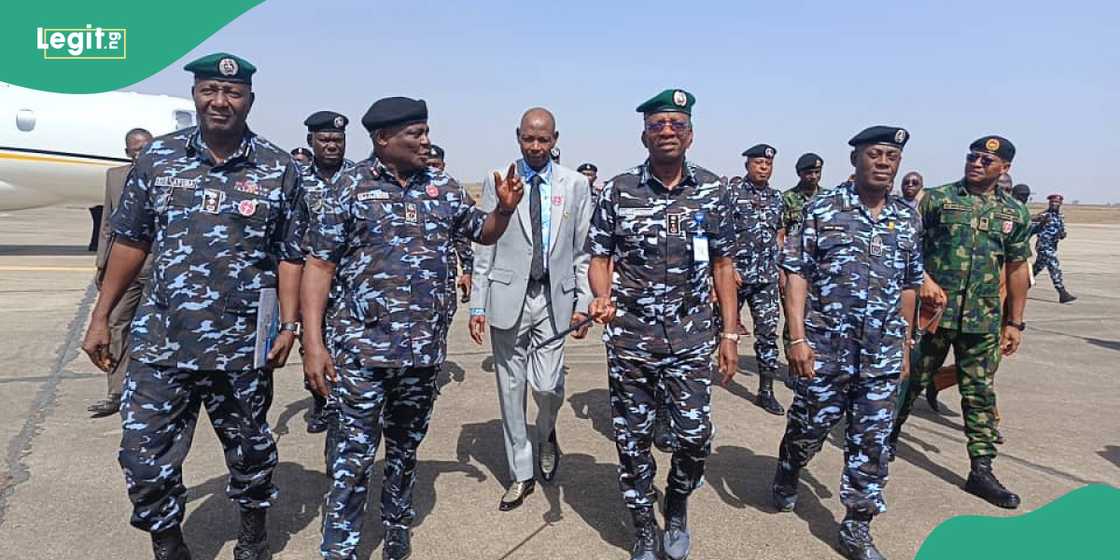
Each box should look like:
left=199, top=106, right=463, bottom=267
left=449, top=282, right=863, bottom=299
left=131, top=0, right=1118, bottom=202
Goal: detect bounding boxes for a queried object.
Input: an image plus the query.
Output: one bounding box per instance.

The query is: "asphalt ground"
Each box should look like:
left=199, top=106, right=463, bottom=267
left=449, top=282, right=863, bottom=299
left=0, top=206, right=1116, bottom=559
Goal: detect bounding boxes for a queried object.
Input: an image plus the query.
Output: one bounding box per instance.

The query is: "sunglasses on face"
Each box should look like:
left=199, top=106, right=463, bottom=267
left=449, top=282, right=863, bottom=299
left=966, top=153, right=999, bottom=167
left=903, top=179, right=921, bottom=186
left=644, top=120, right=691, bottom=134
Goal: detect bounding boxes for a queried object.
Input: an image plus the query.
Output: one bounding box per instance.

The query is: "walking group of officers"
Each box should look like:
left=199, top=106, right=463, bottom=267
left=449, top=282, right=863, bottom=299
left=80, top=51, right=1071, bottom=560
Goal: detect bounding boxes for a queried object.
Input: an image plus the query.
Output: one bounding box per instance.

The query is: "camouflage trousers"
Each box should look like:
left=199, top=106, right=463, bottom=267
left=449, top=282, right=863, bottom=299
left=1032, top=243, right=1065, bottom=290
left=607, top=343, right=714, bottom=512
left=118, top=362, right=277, bottom=532
left=777, top=338, right=899, bottom=516
left=320, top=365, right=438, bottom=560
left=892, top=329, right=1002, bottom=459
left=737, top=282, right=781, bottom=376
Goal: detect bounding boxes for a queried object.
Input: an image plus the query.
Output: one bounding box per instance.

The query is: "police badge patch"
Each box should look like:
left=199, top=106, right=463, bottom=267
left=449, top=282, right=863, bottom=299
left=202, top=189, right=223, bottom=214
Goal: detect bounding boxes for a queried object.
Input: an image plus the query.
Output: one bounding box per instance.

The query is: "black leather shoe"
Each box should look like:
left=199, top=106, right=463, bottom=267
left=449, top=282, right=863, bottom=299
left=233, top=509, right=270, bottom=560
left=305, top=395, right=328, bottom=434
left=756, top=391, right=785, bottom=416
left=88, top=395, right=121, bottom=418
left=924, top=386, right=942, bottom=413
left=965, top=457, right=1020, bottom=509
left=662, top=495, right=691, bottom=560
left=771, top=465, right=800, bottom=512
left=539, top=431, right=560, bottom=482
left=630, top=508, right=660, bottom=560
left=151, top=527, right=191, bottom=560
left=837, top=513, right=886, bottom=560
left=652, top=401, right=676, bottom=453
left=1058, top=288, right=1077, bottom=304
left=383, top=525, right=411, bottom=560
left=499, top=479, right=535, bottom=511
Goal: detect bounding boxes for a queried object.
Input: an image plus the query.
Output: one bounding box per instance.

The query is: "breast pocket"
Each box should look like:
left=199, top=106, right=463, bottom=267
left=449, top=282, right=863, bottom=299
left=615, top=215, right=658, bottom=252
left=817, top=230, right=857, bottom=267
left=351, top=200, right=398, bottom=246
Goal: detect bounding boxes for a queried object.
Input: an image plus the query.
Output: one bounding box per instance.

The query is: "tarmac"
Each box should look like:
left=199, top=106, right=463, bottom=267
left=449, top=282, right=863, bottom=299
left=0, top=205, right=1116, bottom=560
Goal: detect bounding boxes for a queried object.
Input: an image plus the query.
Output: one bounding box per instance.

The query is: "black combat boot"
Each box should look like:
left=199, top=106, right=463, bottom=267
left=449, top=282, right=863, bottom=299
left=383, top=525, right=411, bottom=560
left=756, top=375, right=785, bottom=416
left=652, top=400, right=676, bottom=453
left=629, top=507, right=660, bottom=560
left=770, top=463, right=800, bottom=512
left=306, top=392, right=328, bottom=434
left=233, top=509, right=270, bottom=560
left=662, top=493, right=691, bottom=560
left=837, top=511, right=886, bottom=560
left=1058, top=288, right=1077, bottom=304
left=924, top=385, right=942, bottom=413
left=965, top=457, right=1020, bottom=509
left=151, top=527, right=191, bottom=560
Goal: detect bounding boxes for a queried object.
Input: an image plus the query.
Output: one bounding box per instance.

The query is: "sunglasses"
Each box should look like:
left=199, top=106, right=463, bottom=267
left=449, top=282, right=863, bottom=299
left=644, top=120, right=691, bottom=134
left=903, top=179, right=921, bottom=186
left=966, top=153, right=999, bottom=167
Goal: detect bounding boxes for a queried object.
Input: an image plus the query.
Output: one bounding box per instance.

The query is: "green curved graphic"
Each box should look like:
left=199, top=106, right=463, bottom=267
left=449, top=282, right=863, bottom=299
left=1, top=0, right=264, bottom=93
left=916, top=484, right=1119, bottom=559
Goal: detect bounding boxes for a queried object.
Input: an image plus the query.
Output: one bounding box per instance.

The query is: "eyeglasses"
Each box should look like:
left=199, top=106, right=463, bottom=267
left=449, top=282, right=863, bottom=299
left=903, top=179, right=921, bottom=186
left=644, top=120, right=691, bottom=134
left=966, top=153, right=999, bottom=167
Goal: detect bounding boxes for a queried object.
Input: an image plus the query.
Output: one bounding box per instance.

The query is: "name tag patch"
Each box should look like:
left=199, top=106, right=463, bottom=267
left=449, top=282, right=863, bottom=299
left=154, top=176, right=198, bottom=189
left=357, top=190, right=391, bottom=202
left=619, top=207, right=656, bottom=218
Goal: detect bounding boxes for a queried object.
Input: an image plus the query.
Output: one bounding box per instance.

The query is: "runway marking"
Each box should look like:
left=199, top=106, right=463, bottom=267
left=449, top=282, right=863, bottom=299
left=0, top=265, right=95, bottom=272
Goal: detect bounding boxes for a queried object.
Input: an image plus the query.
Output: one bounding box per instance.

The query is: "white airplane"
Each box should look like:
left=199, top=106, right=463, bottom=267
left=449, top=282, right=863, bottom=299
left=0, top=81, right=196, bottom=210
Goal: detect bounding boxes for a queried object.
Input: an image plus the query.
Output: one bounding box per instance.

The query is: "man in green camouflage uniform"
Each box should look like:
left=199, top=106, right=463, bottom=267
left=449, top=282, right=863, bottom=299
left=781, top=153, right=824, bottom=236
left=890, top=135, right=1030, bottom=510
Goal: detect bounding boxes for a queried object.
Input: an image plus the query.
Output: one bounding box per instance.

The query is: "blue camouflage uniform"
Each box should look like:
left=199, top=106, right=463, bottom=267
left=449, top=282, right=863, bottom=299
left=305, top=157, right=488, bottom=559
left=112, top=127, right=305, bottom=532
left=729, top=180, right=784, bottom=377
left=1031, top=209, right=1067, bottom=290
left=775, top=183, right=923, bottom=516
left=585, top=160, right=734, bottom=513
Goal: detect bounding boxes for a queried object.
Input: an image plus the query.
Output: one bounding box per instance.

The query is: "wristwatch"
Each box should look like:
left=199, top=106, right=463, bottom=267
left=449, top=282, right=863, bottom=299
left=280, top=322, right=303, bottom=337
left=721, top=332, right=740, bottom=343
left=1005, top=320, right=1026, bottom=331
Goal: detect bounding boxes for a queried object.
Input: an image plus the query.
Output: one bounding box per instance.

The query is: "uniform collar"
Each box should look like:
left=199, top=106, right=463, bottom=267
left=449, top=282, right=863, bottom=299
left=313, top=158, right=355, bottom=183
left=639, top=159, right=698, bottom=192
left=186, top=127, right=257, bottom=166
left=369, top=157, right=431, bottom=188
left=841, top=182, right=903, bottom=221
left=745, top=180, right=771, bottom=192
left=955, top=179, right=1011, bottom=203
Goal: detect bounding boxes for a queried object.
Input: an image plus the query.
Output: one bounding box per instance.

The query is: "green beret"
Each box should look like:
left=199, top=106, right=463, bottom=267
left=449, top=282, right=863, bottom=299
left=969, top=135, right=1015, bottom=162
left=849, top=125, right=909, bottom=149
left=362, top=96, right=428, bottom=132
left=796, top=153, right=823, bottom=172
left=742, top=143, right=776, bottom=159
left=304, top=111, right=349, bottom=133
left=184, top=52, right=256, bottom=84
left=636, top=89, right=695, bottom=115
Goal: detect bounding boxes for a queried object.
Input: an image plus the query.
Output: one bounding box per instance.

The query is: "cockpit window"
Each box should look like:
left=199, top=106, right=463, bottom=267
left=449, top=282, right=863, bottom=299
left=16, top=109, right=36, bottom=131
left=174, top=110, right=196, bottom=130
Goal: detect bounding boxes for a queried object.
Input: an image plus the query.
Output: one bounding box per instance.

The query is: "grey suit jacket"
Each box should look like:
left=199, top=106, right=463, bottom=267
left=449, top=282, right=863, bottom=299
left=470, top=161, right=593, bottom=332
left=97, top=164, right=152, bottom=284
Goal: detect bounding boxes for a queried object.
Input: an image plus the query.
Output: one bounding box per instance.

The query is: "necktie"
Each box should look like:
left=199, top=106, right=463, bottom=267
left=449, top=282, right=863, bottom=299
left=529, top=174, right=545, bottom=281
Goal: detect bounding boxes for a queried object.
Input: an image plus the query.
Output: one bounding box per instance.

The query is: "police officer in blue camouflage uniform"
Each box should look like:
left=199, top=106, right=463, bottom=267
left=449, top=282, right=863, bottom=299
left=586, top=88, right=740, bottom=560
left=300, top=110, right=356, bottom=434
left=81, top=52, right=305, bottom=560
left=1032, top=193, right=1076, bottom=303
left=731, top=143, right=787, bottom=415
left=425, top=144, right=477, bottom=313
left=773, top=126, right=921, bottom=560
left=300, top=96, right=524, bottom=560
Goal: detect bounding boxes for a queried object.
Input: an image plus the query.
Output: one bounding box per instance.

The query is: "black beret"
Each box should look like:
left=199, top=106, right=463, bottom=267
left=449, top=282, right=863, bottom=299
left=1047, top=193, right=1064, bottom=202
left=742, top=144, right=777, bottom=159
left=577, top=163, right=597, bottom=173
left=304, top=111, right=349, bottom=132
left=969, top=135, right=1015, bottom=162
left=290, top=147, right=312, bottom=158
left=184, top=52, right=256, bottom=84
left=1011, top=184, right=1031, bottom=197
left=636, top=88, right=695, bottom=115
left=361, top=97, right=428, bottom=133
left=848, top=126, right=909, bottom=149
left=429, top=144, right=445, bottom=160
left=795, top=153, right=823, bottom=172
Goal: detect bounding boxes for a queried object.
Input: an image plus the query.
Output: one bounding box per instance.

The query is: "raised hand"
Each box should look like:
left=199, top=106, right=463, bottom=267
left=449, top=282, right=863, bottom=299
left=494, top=163, right=524, bottom=213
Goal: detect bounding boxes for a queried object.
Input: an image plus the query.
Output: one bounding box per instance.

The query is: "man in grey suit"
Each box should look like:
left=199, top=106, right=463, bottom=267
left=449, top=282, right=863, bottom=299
left=89, top=127, right=153, bottom=418
left=469, top=108, right=593, bottom=511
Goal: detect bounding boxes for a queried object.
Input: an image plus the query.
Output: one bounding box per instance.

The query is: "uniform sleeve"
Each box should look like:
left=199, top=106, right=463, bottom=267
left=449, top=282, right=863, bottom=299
left=780, top=191, right=797, bottom=230
left=584, top=180, right=617, bottom=257
left=1004, top=204, right=1033, bottom=262
left=111, top=153, right=157, bottom=244
left=305, top=173, right=352, bottom=263
left=274, top=162, right=306, bottom=262
left=903, top=213, right=925, bottom=289
left=707, top=183, right=735, bottom=258
left=455, top=186, right=476, bottom=273
left=781, top=204, right=817, bottom=276
left=452, top=178, right=488, bottom=243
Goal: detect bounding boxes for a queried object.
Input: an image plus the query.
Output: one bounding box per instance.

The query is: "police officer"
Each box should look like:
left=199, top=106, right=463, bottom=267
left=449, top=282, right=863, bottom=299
left=1011, top=184, right=1031, bottom=205
left=577, top=162, right=601, bottom=197
left=299, top=110, right=355, bottom=434
left=773, top=126, right=921, bottom=560
left=291, top=146, right=313, bottom=165
left=1033, top=194, right=1076, bottom=303
left=80, top=52, right=304, bottom=560
left=731, top=143, right=786, bottom=415
left=425, top=144, right=476, bottom=307
left=781, top=153, right=824, bottom=235
left=586, top=88, right=738, bottom=560
left=891, top=135, right=1031, bottom=510
left=300, top=96, right=523, bottom=560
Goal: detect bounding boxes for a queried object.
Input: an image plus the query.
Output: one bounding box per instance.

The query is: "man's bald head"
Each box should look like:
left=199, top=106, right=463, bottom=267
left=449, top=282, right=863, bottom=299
left=516, top=107, right=559, bottom=171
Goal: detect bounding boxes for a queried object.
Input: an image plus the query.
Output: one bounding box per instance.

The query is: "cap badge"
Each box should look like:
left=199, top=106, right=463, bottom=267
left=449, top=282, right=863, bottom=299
left=986, top=138, right=1001, bottom=151
left=764, top=147, right=775, bottom=158
left=672, top=90, right=687, bottom=107
left=333, top=116, right=345, bottom=129
left=895, top=129, right=908, bottom=144
left=218, top=58, right=238, bottom=77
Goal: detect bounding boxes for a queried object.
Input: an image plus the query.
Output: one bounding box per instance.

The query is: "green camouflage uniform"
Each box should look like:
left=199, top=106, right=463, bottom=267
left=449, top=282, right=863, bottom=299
left=781, top=185, right=818, bottom=234
left=892, top=181, right=1031, bottom=459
